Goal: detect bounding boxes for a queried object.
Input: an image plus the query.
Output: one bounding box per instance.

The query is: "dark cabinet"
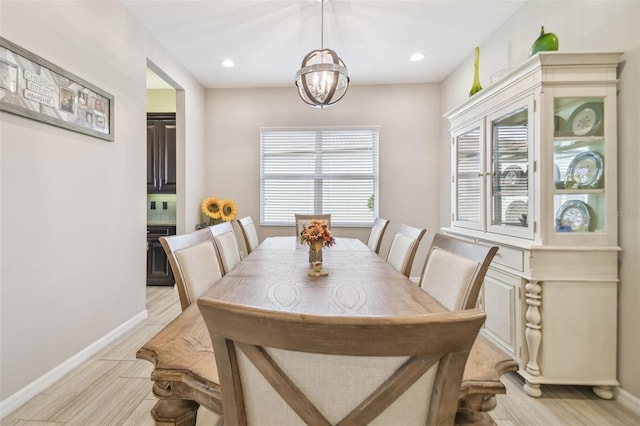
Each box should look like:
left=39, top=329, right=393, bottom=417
left=147, top=113, right=176, bottom=193
left=146, top=225, right=176, bottom=286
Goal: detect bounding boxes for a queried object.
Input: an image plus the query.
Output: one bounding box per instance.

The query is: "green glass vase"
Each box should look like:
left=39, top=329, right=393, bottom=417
left=469, top=47, right=482, bottom=97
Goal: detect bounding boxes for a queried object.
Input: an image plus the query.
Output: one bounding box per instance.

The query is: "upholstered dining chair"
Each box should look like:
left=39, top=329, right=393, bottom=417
left=367, top=217, right=390, bottom=254
left=209, top=221, right=242, bottom=274
left=419, top=233, right=499, bottom=311
left=159, top=229, right=223, bottom=312
left=386, top=223, right=427, bottom=277
left=237, top=216, right=260, bottom=255
left=294, top=213, right=331, bottom=238
left=197, top=297, right=486, bottom=426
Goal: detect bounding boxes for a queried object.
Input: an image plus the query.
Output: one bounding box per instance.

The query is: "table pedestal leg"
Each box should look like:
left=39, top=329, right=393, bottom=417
left=151, top=399, right=199, bottom=426
left=456, top=394, right=497, bottom=426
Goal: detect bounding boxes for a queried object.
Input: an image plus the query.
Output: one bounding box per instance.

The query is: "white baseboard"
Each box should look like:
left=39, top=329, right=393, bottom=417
left=616, top=386, right=640, bottom=416
left=0, top=309, right=148, bottom=419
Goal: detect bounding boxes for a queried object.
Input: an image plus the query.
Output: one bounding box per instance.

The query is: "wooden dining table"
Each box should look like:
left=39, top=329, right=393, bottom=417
left=137, top=236, right=516, bottom=425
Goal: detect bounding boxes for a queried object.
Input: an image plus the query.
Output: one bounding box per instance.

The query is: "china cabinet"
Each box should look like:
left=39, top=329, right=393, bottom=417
left=444, top=52, right=622, bottom=399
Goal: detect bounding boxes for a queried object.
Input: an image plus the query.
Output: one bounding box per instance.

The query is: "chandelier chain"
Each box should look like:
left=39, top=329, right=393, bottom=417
left=320, top=0, right=324, bottom=51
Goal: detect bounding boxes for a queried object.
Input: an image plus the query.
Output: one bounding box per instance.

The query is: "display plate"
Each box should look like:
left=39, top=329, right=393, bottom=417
left=554, top=163, right=563, bottom=188
left=505, top=200, right=528, bottom=226
left=501, top=165, right=526, bottom=188
left=566, top=102, right=602, bottom=136
left=565, top=151, right=604, bottom=189
left=555, top=200, right=591, bottom=232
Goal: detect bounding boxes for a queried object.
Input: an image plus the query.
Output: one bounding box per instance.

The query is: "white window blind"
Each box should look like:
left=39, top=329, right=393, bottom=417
left=456, top=127, right=482, bottom=223
left=260, top=127, right=380, bottom=227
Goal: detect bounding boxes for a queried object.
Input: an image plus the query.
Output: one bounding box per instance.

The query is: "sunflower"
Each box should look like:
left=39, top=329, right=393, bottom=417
left=300, top=219, right=335, bottom=248
left=219, top=199, right=238, bottom=222
left=201, top=197, right=222, bottom=220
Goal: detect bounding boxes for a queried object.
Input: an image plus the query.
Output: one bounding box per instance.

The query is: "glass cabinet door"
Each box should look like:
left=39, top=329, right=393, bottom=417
left=552, top=97, right=605, bottom=233
left=452, top=123, right=484, bottom=231
left=488, top=99, right=533, bottom=238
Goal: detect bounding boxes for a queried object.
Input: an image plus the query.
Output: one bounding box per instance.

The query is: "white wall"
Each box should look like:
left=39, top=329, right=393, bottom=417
left=205, top=84, right=441, bottom=275
left=0, top=0, right=207, bottom=405
left=440, top=0, right=640, bottom=401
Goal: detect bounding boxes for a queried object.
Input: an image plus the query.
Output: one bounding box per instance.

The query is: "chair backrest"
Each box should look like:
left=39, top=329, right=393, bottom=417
left=209, top=221, right=242, bottom=274
left=366, top=217, right=390, bottom=254
left=386, top=224, right=426, bottom=277
left=237, top=216, right=260, bottom=254
left=419, top=233, right=499, bottom=311
left=294, top=213, right=331, bottom=238
left=197, top=297, right=486, bottom=426
left=159, top=229, right=223, bottom=311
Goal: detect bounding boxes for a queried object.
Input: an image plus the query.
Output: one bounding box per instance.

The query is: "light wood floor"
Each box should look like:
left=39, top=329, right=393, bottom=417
left=2, top=285, right=638, bottom=425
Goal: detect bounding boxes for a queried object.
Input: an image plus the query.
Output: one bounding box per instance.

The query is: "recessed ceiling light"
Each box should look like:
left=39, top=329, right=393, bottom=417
left=220, top=59, right=235, bottom=68
left=410, top=52, right=425, bottom=62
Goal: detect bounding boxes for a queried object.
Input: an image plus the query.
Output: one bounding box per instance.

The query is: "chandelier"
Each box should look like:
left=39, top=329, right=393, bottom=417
left=295, top=0, right=349, bottom=108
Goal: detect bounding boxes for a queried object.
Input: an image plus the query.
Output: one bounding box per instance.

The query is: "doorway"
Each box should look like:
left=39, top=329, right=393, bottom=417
left=146, top=64, right=180, bottom=287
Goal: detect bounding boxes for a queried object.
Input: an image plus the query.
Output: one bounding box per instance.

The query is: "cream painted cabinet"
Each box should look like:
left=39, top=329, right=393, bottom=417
left=444, top=52, right=622, bottom=398
left=480, top=268, right=522, bottom=359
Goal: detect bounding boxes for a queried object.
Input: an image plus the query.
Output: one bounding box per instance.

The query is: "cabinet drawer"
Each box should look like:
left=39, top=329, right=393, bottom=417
left=492, top=244, right=524, bottom=271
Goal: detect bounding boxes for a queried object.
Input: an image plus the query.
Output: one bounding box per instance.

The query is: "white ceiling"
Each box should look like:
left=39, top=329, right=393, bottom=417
left=126, top=0, right=527, bottom=89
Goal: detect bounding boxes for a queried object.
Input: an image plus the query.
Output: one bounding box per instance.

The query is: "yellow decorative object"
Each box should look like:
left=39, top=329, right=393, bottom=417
left=220, top=199, right=238, bottom=222
left=197, top=196, right=238, bottom=229
left=308, top=260, right=328, bottom=277
left=201, top=197, right=222, bottom=220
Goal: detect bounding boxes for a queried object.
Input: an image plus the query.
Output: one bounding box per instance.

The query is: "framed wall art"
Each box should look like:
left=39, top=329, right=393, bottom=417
left=0, top=37, right=114, bottom=141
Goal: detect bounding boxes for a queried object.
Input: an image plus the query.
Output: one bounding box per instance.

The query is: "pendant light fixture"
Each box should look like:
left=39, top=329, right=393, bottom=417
left=295, top=0, right=349, bottom=108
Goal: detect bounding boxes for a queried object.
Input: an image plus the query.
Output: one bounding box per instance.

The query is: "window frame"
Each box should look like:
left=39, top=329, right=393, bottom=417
left=259, top=126, right=380, bottom=227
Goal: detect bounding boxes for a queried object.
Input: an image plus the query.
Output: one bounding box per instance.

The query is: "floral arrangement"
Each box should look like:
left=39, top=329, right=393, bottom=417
left=196, top=197, right=237, bottom=229
left=300, top=219, right=335, bottom=251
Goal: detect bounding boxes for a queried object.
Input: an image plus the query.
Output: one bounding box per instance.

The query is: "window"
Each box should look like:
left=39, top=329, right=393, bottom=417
left=260, top=126, right=379, bottom=227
